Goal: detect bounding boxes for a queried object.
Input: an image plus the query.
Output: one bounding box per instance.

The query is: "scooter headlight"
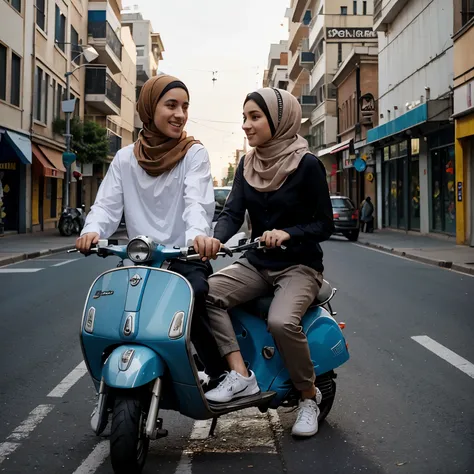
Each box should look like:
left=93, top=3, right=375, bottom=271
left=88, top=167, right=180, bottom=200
left=127, top=237, right=152, bottom=263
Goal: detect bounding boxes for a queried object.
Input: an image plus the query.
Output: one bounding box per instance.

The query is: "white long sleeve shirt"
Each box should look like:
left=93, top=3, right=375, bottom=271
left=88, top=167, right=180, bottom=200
left=81, top=143, right=215, bottom=247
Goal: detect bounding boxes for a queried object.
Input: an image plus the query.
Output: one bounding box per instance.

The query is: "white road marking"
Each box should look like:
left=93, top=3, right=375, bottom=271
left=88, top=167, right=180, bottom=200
left=47, top=361, right=88, bottom=398
left=354, top=243, right=474, bottom=277
left=52, top=259, right=77, bottom=267
left=189, top=419, right=213, bottom=440
left=0, top=268, right=44, bottom=273
left=0, top=442, right=20, bottom=464
left=6, top=404, right=55, bottom=441
left=72, top=441, right=109, bottom=474
left=412, top=336, right=474, bottom=379
left=0, top=405, right=54, bottom=464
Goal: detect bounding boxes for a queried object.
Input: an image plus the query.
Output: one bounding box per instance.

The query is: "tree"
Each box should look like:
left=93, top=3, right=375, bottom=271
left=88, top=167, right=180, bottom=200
left=53, top=117, right=110, bottom=164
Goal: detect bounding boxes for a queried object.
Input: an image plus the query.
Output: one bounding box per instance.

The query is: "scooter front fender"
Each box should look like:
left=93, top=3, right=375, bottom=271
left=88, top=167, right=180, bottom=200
left=102, top=345, right=165, bottom=389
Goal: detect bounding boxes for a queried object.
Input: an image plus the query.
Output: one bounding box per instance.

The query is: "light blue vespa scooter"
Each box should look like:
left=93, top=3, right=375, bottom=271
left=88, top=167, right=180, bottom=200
left=75, top=236, right=349, bottom=474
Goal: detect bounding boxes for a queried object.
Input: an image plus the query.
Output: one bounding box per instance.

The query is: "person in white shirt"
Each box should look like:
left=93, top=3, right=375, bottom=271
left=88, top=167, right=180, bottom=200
left=76, top=74, right=225, bottom=378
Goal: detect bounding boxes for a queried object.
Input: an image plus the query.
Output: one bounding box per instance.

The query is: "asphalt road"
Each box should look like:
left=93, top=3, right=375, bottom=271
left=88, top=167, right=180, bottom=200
left=0, top=237, right=473, bottom=474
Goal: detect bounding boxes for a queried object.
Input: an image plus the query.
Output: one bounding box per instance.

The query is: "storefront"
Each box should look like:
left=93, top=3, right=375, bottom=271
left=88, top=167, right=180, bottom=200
left=0, top=128, right=32, bottom=233
left=428, top=128, right=456, bottom=235
left=32, top=144, right=65, bottom=231
left=318, top=139, right=352, bottom=195
left=381, top=139, right=421, bottom=231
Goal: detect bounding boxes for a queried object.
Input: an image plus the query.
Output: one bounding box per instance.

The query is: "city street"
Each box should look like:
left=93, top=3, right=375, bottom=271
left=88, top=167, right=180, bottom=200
left=0, top=238, right=473, bottom=474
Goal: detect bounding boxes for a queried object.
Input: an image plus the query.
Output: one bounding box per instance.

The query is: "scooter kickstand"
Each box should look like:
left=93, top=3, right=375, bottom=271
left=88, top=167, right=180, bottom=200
left=209, top=417, right=218, bottom=437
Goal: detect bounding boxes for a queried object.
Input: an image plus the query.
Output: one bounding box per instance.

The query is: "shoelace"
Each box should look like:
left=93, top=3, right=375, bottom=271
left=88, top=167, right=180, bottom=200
left=295, top=402, right=317, bottom=425
left=215, top=371, right=239, bottom=391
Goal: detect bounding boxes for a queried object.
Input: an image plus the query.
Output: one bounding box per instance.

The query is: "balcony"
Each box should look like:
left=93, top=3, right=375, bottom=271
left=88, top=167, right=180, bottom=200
left=85, top=67, right=122, bottom=116
left=309, top=13, right=325, bottom=50
left=288, top=22, right=309, bottom=53
left=88, top=19, right=122, bottom=74
left=292, top=1, right=310, bottom=22
left=298, top=95, right=317, bottom=118
left=310, top=53, right=326, bottom=91
left=373, top=0, right=410, bottom=32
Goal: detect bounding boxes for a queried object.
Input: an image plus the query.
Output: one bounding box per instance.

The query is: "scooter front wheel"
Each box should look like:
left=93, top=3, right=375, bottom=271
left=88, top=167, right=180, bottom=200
left=110, top=391, right=150, bottom=474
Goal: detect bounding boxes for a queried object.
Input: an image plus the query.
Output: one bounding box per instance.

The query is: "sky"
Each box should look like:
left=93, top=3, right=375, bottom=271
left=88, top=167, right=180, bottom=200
left=121, top=0, right=289, bottom=182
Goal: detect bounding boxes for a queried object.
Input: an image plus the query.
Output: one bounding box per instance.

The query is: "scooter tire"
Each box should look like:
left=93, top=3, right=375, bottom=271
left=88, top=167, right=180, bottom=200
left=110, top=392, right=149, bottom=474
left=317, top=380, right=336, bottom=424
left=59, top=218, right=74, bottom=237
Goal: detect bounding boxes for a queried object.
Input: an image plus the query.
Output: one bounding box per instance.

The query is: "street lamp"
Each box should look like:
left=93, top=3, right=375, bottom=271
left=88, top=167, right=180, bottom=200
left=60, top=44, right=99, bottom=210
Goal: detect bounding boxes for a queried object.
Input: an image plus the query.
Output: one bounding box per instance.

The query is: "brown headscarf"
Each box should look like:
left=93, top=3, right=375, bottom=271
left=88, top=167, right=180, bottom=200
left=243, top=88, right=308, bottom=192
left=134, top=74, right=200, bottom=177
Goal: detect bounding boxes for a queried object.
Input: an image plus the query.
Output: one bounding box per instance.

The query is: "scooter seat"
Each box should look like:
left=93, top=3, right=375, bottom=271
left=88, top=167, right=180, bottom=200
left=241, top=279, right=334, bottom=320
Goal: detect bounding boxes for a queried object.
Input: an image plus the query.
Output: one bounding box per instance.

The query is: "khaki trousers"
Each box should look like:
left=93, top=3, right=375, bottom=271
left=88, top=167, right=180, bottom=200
left=206, top=258, right=323, bottom=391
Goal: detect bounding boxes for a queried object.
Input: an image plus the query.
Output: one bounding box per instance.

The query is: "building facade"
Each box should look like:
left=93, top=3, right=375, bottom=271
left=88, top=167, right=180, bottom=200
left=121, top=8, right=164, bottom=138
left=368, top=0, right=454, bottom=237
left=332, top=46, right=378, bottom=205
left=288, top=0, right=377, bottom=193
left=0, top=0, right=32, bottom=234
left=263, top=40, right=289, bottom=90
left=453, top=0, right=474, bottom=245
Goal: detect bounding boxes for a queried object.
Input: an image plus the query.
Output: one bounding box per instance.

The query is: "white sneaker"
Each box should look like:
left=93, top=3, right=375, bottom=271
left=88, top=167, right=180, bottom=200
left=205, top=370, right=260, bottom=403
left=291, top=398, right=320, bottom=437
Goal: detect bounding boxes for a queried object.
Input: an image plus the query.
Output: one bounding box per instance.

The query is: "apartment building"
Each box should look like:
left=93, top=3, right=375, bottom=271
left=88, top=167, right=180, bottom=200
left=121, top=7, right=164, bottom=137
left=263, top=40, right=289, bottom=90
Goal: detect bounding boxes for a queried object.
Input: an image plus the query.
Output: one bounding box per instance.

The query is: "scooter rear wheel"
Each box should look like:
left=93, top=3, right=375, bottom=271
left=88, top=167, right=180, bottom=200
left=110, top=391, right=149, bottom=474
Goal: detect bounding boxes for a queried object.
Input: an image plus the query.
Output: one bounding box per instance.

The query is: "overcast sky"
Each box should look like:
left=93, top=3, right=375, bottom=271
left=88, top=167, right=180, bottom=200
left=122, top=0, right=289, bottom=181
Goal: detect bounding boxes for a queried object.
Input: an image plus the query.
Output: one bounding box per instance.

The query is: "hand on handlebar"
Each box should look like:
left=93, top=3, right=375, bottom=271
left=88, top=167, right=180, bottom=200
left=261, top=229, right=290, bottom=248
left=76, top=232, right=100, bottom=254
left=193, top=235, right=222, bottom=262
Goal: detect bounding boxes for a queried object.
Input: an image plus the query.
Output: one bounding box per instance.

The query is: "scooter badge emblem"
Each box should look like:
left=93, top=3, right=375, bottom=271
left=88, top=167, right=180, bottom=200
left=130, top=274, right=142, bottom=287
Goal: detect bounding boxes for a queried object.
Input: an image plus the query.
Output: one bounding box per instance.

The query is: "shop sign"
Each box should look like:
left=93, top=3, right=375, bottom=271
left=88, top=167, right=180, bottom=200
left=0, top=162, right=17, bottom=170
left=327, top=28, right=377, bottom=40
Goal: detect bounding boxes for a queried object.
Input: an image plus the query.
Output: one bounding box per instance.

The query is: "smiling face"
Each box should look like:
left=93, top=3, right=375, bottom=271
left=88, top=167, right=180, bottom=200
left=242, top=100, right=273, bottom=147
left=153, top=88, right=189, bottom=139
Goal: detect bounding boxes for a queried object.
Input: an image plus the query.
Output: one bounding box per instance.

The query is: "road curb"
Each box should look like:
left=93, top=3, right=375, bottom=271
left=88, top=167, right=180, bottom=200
left=358, top=240, right=474, bottom=276
left=0, top=244, right=75, bottom=268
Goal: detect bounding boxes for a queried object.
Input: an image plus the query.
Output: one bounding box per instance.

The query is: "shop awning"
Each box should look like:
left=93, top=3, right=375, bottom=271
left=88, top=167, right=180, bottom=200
left=367, top=103, right=428, bottom=145
left=32, top=145, right=65, bottom=178
left=4, top=130, right=32, bottom=164
left=38, top=145, right=66, bottom=173
left=317, top=138, right=352, bottom=158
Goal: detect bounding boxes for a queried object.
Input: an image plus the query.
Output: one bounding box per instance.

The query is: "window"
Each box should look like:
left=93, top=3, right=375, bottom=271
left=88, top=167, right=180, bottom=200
left=341, top=6, right=348, bottom=15
left=136, top=48, right=145, bottom=57
left=338, top=43, right=342, bottom=65
left=462, top=0, right=474, bottom=25
left=36, top=0, right=46, bottom=31
left=0, top=44, right=6, bottom=101
left=353, top=1, right=357, bottom=14
left=55, top=5, right=66, bottom=51
left=11, top=52, right=21, bottom=107
left=70, top=26, right=80, bottom=62
left=5, top=0, right=21, bottom=13
left=34, top=66, right=49, bottom=123
left=363, top=1, right=367, bottom=15
left=55, top=83, right=63, bottom=119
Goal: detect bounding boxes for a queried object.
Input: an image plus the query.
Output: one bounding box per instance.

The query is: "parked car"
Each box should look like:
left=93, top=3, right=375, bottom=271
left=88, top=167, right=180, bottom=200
left=330, top=195, right=359, bottom=241
left=213, top=186, right=251, bottom=244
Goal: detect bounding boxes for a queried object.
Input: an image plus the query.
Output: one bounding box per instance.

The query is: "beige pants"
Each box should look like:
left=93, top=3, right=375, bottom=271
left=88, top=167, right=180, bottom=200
left=206, top=258, right=323, bottom=391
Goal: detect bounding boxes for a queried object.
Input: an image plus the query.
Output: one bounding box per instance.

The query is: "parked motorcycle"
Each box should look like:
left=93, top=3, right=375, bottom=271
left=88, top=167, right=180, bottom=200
left=72, top=237, right=349, bottom=474
left=58, top=205, right=86, bottom=236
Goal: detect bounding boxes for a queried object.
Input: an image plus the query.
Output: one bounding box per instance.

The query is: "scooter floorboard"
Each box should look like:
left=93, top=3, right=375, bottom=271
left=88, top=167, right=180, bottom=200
left=208, top=391, right=276, bottom=415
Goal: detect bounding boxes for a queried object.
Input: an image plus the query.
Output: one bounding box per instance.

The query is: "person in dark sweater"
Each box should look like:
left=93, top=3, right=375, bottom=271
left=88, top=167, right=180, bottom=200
left=193, top=88, right=334, bottom=437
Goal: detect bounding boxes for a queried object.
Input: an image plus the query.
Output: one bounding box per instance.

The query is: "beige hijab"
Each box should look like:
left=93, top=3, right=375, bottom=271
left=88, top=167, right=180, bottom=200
left=243, top=88, right=308, bottom=192
left=134, top=74, right=200, bottom=177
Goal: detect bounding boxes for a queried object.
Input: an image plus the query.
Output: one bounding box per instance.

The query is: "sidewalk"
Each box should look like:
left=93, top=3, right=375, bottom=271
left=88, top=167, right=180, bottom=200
left=357, top=230, right=474, bottom=275
left=0, top=228, right=128, bottom=267
left=0, top=229, right=77, bottom=267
